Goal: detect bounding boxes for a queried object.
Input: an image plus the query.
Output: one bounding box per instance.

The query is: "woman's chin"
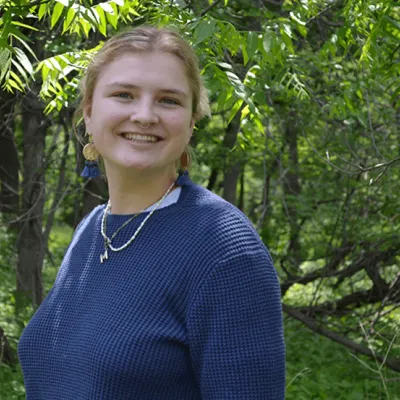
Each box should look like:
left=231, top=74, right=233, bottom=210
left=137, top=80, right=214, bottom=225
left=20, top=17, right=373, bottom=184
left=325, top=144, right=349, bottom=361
left=121, top=163, right=153, bottom=172
left=104, top=156, right=176, bottom=176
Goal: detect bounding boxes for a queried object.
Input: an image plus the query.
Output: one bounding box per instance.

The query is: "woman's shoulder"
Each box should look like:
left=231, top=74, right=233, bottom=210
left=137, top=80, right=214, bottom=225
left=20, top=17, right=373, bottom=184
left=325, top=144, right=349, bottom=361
left=181, top=182, right=266, bottom=254
left=184, top=182, right=254, bottom=225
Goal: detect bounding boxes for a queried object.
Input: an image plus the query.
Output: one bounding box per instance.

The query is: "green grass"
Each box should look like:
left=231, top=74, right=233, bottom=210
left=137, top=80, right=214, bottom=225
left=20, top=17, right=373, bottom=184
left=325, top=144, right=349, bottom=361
left=285, top=317, right=400, bottom=399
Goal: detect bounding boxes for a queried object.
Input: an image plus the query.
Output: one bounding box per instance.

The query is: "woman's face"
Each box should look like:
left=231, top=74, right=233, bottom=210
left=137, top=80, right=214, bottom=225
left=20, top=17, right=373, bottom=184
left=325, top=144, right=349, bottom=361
left=84, top=52, right=194, bottom=177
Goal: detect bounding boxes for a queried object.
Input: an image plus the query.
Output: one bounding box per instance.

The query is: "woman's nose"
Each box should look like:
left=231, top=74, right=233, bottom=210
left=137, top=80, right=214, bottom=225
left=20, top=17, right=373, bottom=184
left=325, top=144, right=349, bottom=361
left=129, top=99, right=158, bottom=126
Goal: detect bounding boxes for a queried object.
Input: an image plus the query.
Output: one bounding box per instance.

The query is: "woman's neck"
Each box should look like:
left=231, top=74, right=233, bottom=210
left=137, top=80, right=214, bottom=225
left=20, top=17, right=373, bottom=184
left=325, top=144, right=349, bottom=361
left=104, top=166, right=177, bottom=215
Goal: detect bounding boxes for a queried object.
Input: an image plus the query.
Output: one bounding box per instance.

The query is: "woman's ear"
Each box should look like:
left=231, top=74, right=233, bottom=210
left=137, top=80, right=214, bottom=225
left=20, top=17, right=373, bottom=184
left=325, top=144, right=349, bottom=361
left=83, top=105, right=92, bottom=131
left=187, top=118, right=195, bottom=143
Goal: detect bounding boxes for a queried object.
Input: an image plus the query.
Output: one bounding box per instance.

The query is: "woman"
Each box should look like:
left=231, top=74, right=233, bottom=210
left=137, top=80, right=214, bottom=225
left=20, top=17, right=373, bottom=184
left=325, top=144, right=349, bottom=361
left=18, top=26, right=285, bottom=399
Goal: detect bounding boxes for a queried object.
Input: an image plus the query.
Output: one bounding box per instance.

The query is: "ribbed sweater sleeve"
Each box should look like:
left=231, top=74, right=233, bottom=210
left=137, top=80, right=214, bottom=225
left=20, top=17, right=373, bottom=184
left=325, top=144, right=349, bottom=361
left=188, top=250, right=285, bottom=399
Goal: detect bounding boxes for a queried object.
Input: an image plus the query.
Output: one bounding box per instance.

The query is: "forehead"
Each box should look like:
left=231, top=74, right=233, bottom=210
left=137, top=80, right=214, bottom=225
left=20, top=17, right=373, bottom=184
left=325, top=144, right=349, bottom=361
left=96, top=52, right=191, bottom=94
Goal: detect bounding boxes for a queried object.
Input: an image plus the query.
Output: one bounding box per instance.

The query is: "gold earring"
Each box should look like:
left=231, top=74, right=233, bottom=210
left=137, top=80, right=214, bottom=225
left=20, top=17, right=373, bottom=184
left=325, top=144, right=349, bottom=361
left=82, top=134, right=99, bottom=161
left=81, top=134, right=100, bottom=177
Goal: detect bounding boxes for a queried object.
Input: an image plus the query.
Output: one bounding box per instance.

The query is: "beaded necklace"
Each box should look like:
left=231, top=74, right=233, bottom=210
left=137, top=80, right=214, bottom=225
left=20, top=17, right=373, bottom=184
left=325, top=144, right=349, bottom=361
left=99, top=182, right=175, bottom=263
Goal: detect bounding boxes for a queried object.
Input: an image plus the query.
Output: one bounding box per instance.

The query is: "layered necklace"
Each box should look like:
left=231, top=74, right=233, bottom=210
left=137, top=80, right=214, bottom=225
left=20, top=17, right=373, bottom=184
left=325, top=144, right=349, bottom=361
left=99, top=182, right=175, bottom=263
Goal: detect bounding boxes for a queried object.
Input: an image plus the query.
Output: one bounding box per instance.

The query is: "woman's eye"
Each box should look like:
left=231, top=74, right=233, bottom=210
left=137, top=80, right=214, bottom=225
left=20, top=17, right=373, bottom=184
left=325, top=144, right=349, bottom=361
left=114, top=92, right=133, bottom=99
left=160, top=98, right=179, bottom=105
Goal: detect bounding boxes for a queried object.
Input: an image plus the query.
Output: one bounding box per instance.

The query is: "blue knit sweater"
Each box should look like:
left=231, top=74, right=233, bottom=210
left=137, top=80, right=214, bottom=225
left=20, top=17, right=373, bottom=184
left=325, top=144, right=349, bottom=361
left=18, top=175, right=285, bottom=399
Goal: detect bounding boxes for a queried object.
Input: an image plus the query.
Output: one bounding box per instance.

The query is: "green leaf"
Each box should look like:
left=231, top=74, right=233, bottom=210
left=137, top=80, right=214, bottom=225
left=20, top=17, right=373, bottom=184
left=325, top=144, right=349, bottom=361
left=244, top=64, right=260, bottom=84
left=7, top=78, right=23, bottom=91
left=128, top=6, right=140, bottom=17
left=39, top=62, right=51, bottom=82
left=263, top=31, right=273, bottom=54
left=194, top=19, right=217, bottom=44
left=281, top=25, right=294, bottom=54
left=111, top=0, right=124, bottom=5
left=252, top=116, right=264, bottom=133
left=282, top=23, right=293, bottom=39
left=38, top=3, right=48, bottom=20
left=0, top=38, right=13, bottom=53
left=63, top=7, right=76, bottom=32
left=241, top=104, right=249, bottom=120
left=220, top=22, right=241, bottom=54
left=106, top=10, right=118, bottom=30
left=14, top=47, right=33, bottom=74
left=246, top=31, right=259, bottom=60
left=9, top=70, right=24, bottom=89
left=51, top=3, right=65, bottom=28
left=84, top=7, right=100, bottom=26
left=11, top=21, right=39, bottom=31
left=217, top=62, right=232, bottom=70
left=296, top=24, right=307, bottom=38
left=0, top=50, right=11, bottom=83
left=227, top=99, right=243, bottom=124
left=43, top=59, right=55, bottom=71
left=50, top=57, right=63, bottom=72
left=289, top=12, right=306, bottom=26
left=0, top=48, right=11, bottom=66
left=80, top=20, right=91, bottom=38
left=44, top=100, right=57, bottom=114
left=99, top=2, right=114, bottom=14
left=57, top=54, right=71, bottom=66
left=216, top=88, right=228, bottom=110
left=95, top=6, right=107, bottom=36
left=262, top=31, right=277, bottom=64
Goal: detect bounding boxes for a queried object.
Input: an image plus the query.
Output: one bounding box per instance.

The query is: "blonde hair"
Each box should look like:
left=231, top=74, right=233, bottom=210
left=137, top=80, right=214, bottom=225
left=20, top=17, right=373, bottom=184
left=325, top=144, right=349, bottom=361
left=77, top=26, right=210, bottom=124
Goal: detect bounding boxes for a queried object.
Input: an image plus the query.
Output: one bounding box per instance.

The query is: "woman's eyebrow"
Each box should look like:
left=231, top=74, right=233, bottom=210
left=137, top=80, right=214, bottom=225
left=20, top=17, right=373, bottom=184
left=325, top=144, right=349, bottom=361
left=158, top=88, right=188, bottom=98
left=105, top=82, right=188, bottom=98
left=105, top=82, right=139, bottom=90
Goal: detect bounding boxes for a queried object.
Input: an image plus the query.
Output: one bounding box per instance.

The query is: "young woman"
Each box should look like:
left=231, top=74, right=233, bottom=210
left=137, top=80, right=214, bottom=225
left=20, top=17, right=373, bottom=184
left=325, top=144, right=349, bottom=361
left=18, top=26, right=285, bottom=399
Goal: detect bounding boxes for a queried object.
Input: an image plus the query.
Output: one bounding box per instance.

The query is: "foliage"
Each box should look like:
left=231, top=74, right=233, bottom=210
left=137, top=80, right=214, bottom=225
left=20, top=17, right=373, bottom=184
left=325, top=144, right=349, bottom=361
left=285, top=318, right=400, bottom=399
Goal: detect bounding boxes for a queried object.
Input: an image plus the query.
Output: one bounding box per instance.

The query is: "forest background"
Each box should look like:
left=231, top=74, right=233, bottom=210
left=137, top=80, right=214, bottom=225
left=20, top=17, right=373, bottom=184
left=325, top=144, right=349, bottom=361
left=0, top=0, right=399, bottom=398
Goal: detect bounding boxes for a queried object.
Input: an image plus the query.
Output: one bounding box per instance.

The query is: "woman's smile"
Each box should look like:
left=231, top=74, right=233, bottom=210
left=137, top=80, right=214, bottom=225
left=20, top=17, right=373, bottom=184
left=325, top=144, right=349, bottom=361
left=120, top=132, right=161, bottom=143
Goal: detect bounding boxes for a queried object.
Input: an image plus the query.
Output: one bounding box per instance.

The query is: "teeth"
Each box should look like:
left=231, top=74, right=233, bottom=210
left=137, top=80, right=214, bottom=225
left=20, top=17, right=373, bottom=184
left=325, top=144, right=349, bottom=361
left=123, top=133, right=158, bottom=142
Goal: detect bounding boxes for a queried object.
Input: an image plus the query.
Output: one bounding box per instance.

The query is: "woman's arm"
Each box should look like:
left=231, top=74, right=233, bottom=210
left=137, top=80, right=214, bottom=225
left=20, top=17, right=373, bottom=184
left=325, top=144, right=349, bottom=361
left=188, top=250, right=285, bottom=399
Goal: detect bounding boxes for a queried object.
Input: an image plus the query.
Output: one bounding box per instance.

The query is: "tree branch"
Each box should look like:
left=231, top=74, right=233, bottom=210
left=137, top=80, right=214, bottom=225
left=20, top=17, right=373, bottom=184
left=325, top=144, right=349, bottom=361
left=200, top=0, right=223, bottom=17
left=283, top=303, right=400, bottom=372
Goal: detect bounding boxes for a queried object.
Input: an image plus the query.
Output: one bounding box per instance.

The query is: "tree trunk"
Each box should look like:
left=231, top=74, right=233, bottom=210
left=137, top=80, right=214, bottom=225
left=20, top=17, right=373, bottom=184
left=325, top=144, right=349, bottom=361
left=207, top=168, right=218, bottom=191
left=0, top=91, right=19, bottom=214
left=222, top=110, right=242, bottom=205
left=16, top=86, right=48, bottom=307
left=283, top=110, right=302, bottom=270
